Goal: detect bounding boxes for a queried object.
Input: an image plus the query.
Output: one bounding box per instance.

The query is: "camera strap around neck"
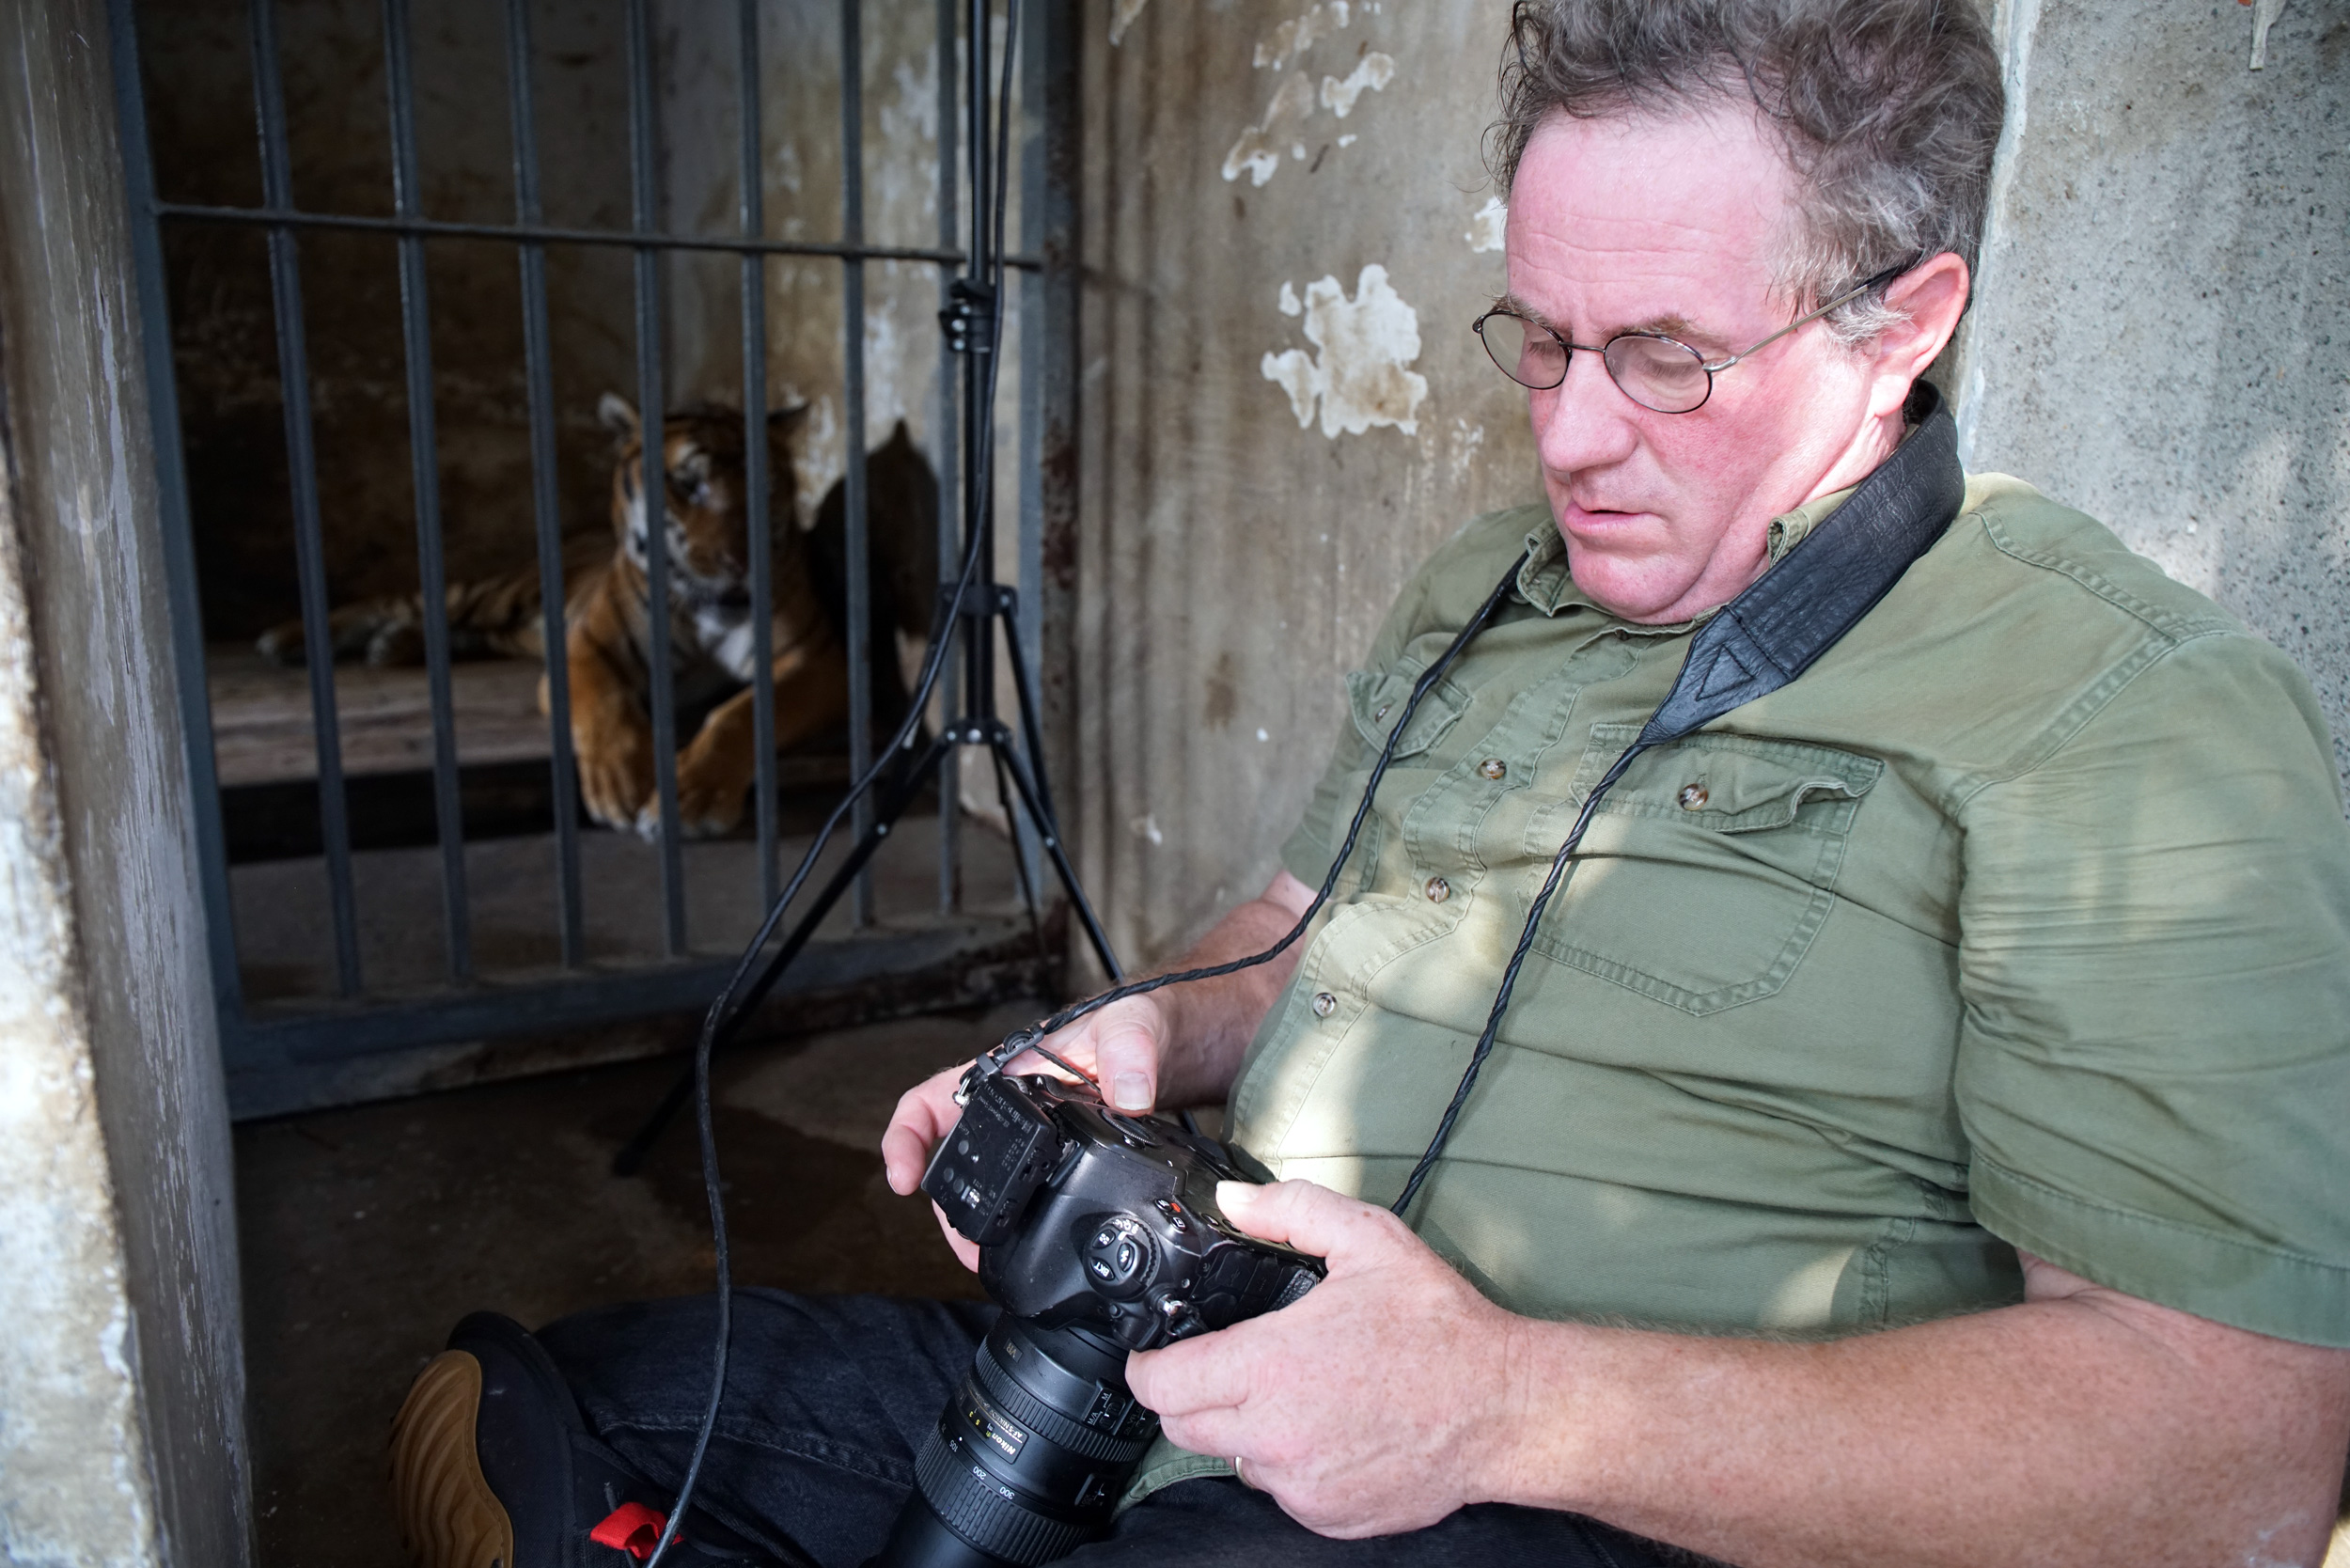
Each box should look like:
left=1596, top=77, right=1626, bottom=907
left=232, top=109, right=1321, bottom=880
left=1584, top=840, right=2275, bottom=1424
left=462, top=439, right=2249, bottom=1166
left=1389, top=380, right=1969, bottom=1215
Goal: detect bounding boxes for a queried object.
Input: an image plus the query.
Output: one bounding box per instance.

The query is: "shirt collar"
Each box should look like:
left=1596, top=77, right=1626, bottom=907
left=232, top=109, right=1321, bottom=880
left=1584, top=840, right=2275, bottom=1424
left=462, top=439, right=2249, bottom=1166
left=1512, top=481, right=1863, bottom=633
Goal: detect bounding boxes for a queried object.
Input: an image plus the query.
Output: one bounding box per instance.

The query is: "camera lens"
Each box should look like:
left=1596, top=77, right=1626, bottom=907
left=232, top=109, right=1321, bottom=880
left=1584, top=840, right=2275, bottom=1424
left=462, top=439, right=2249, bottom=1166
left=874, top=1318, right=1158, bottom=1567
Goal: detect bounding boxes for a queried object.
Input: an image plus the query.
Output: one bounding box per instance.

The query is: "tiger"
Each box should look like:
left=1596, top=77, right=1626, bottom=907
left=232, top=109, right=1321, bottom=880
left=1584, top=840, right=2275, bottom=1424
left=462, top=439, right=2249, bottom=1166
left=257, top=394, right=938, bottom=839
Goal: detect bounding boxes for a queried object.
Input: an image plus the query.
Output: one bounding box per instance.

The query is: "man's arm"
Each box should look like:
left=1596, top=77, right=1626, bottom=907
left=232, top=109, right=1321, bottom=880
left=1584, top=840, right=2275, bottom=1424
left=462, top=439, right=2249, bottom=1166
left=1129, top=1180, right=2350, bottom=1568
left=880, top=870, right=1318, bottom=1258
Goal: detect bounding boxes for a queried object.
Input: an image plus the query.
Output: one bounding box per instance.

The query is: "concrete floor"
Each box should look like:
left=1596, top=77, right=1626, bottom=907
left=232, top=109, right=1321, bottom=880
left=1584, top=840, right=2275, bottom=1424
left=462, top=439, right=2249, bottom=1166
left=235, top=999, right=1042, bottom=1567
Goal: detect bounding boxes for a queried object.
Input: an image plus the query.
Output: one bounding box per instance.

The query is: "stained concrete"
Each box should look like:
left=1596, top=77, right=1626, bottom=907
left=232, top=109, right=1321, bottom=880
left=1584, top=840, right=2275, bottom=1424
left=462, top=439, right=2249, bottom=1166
left=237, top=1002, right=1018, bottom=1568
left=0, top=3, right=248, bottom=1562
left=1959, top=0, right=2350, bottom=795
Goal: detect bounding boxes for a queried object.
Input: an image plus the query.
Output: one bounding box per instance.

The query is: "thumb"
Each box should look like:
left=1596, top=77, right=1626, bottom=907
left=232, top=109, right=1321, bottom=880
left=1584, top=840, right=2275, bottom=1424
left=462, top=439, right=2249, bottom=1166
left=1214, top=1179, right=1405, bottom=1270
left=1089, top=999, right=1163, bottom=1113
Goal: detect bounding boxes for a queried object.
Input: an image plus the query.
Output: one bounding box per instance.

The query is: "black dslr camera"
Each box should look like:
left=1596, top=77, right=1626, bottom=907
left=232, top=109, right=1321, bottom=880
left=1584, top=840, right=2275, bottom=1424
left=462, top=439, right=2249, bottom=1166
left=870, top=1066, right=1323, bottom=1567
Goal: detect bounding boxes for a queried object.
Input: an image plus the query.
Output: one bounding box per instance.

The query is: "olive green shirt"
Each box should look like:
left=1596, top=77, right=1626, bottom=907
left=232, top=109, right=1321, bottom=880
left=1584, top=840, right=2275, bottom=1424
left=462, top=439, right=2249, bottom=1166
left=1234, top=474, right=2350, bottom=1346
left=1123, top=476, right=2350, bottom=1505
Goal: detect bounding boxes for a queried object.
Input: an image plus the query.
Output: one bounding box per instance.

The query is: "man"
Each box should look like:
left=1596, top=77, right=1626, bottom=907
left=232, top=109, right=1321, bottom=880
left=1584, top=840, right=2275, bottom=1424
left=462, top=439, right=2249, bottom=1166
left=395, top=3, right=2350, bottom=1565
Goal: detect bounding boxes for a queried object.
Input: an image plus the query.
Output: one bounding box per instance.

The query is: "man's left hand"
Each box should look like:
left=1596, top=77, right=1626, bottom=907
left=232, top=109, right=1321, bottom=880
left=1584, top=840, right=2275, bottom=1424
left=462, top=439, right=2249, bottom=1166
left=1123, top=1179, right=1521, bottom=1539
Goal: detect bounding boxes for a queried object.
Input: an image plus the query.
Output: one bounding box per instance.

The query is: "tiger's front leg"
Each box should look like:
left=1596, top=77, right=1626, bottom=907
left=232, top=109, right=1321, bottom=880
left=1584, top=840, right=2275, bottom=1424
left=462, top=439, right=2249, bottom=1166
left=562, top=631, right=658, bottom=836
left=666, top=634, right=854, bottom=838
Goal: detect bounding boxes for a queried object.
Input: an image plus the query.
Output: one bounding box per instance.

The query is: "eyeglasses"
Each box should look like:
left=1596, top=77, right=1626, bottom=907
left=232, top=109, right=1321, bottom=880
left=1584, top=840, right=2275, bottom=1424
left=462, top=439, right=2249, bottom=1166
left=1471, top=269, right=1901, bottom=415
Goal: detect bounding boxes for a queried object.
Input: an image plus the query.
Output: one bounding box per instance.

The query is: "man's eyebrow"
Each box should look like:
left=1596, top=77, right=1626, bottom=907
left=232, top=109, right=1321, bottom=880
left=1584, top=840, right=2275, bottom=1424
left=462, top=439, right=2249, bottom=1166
left=1490, top=295, right=1727, bottom=351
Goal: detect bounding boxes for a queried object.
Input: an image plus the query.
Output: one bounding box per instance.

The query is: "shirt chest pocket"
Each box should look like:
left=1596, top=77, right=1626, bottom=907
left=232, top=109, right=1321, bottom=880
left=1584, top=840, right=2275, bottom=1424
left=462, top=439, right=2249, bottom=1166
left=1525, top=725, right=1882, bottom=1014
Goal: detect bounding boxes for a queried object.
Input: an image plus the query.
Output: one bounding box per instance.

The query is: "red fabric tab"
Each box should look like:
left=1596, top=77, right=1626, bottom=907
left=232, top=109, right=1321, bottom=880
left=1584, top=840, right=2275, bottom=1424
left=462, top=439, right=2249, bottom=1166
left=589, top=1501, right=671, bottom=1560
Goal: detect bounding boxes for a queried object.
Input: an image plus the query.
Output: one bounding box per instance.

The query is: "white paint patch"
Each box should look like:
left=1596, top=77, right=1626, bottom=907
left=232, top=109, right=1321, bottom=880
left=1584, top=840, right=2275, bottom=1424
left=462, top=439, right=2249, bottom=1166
left=792, top=393, right=843, bottom=531
left=1131, top=813, right=1165, bottom=846
left=1320, top=53, right=1394, bottom=118
left=1277, top=280, right=1304, bottom=317
left=1260, top=265, right=1430, bottom=438
left=1108, top=0, right=1151, bottom=47
left=1337, top=133, right=1357, bottom=149
left=1222, top=71, right=1316, bottom=187
left=864, top=308, right=907, bottom=429
left=1254, top=1, right=1349, bottom=70
left=1465, top=196, right=1508, bottom=253
left=1446, top=416, right=1486, bottom=484
left=1256, top=728, right=1270, bottom=742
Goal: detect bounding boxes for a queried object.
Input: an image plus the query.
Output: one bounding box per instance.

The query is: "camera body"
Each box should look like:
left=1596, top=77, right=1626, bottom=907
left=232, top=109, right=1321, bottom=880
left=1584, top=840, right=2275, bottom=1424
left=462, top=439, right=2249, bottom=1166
left=927, top=1070, right=1323, bottom=1349
left=875, top=1070, right=1321, bottom=1567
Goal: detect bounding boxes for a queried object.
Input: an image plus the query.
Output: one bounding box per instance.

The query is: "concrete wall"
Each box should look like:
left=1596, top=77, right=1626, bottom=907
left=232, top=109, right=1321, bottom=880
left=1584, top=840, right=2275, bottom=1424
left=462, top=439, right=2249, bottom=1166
left=1071, top=0, right=2350, bottom=974
left=1957, top=0, right=2349, bottom=792
left=0, top=5, right=249, bottom=1564
left=1073, top=0, right=1538, bottom=964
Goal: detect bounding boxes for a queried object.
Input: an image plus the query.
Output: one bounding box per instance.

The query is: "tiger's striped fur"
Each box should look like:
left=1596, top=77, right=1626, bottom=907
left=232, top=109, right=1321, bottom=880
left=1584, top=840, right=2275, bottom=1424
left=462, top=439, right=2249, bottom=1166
left=256, top=394, right=937, bottom=838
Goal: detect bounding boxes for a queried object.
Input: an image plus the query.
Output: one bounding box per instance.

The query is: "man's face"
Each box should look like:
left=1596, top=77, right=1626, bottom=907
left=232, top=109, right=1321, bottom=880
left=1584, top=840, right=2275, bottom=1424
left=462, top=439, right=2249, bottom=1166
left=1504, top=109, right=1890, bottom=623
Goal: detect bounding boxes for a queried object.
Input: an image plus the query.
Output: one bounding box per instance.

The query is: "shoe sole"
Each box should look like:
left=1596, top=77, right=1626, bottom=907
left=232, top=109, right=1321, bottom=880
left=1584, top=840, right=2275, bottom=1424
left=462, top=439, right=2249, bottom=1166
left=390, top=1350, right=518, bottom=1568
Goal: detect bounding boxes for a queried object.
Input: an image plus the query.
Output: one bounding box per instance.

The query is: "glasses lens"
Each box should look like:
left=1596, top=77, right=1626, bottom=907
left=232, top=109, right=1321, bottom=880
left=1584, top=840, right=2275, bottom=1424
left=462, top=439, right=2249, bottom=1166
left=1477, top=314, right=1566, bottom=390
left=1604, top=335, right=1712, bottom=414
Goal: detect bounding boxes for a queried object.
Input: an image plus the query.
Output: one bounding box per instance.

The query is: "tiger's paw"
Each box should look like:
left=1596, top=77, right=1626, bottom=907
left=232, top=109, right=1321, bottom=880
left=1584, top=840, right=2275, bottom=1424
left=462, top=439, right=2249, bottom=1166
left=660, top=733, right=754, bottom=839
left=575, top=725, right=657, bottom=835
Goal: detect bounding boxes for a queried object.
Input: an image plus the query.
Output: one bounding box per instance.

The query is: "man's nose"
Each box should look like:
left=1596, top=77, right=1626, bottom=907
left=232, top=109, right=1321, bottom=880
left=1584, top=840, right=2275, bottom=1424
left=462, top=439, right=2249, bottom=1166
left=1530, top=345, right=1638, bottom=475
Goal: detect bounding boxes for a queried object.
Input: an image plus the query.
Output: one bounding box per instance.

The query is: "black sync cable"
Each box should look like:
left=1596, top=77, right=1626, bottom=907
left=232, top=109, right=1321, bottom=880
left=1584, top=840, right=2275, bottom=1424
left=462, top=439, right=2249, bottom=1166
left=640, top=6, right=1025, bottom=1562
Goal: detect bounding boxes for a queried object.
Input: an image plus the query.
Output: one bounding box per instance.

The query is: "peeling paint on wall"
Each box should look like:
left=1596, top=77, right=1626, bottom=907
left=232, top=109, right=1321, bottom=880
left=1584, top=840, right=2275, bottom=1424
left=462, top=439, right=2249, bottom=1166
left=2248, top=0, right=2287, bottom=68
left=1254, top=1, right=1351, bottom=70
left=1321, top=52, right=1394, bottom=118
left=1465, top=196, right=1508, bottom=253
left=1260, top=265, right=1430, bottom=437
left=1223, top=71, right=1318, bottom=186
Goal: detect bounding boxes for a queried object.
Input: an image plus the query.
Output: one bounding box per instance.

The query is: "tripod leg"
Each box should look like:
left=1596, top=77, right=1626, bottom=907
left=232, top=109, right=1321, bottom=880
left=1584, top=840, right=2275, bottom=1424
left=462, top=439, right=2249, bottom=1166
left=996, top=596, right=1067, bottom=835
left=989, top=743, right=1042, bottom=924
left=612, top=735, right=950, bottom=1175
left=988, top=733, right=1121, bottom=982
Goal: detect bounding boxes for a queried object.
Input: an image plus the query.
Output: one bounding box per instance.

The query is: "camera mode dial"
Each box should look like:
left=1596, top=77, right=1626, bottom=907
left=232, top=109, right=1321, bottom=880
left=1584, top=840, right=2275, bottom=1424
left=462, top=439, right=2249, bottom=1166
left=1081, top=1214, right=1155, bottom=1299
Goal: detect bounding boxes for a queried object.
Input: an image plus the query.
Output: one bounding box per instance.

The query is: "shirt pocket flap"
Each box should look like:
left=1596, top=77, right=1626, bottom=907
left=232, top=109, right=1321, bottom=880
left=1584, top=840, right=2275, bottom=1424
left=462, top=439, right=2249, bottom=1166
left=1347, top=666, right=1469, bottom=760
left=1638, top=736, right=1882, bottom=834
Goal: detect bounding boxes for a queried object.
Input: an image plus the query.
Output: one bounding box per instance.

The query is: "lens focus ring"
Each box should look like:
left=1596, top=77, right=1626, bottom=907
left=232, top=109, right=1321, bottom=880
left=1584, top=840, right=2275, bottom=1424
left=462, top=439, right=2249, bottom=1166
left=974, top=1339, right=1156, bottom=1464
left=914, top=1427, right=1094, bottom=1567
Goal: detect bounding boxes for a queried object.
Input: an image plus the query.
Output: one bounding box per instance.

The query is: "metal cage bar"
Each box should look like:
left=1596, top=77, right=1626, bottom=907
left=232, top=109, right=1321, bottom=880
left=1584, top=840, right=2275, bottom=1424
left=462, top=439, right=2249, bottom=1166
left=105, top=0, right=1081, bottom=1117
left=839, top=0, right=876, bottom=928
left=504, top=0, right=587, bottom=968
left=251, top=0, right=364, bottom=996
left=740, top=0, right=782, bottom=912
left=625, top=0, right=688, bottom=953
left=933, top=0, right=963, bottom=917
left=383, top=0, right=474, bottom=982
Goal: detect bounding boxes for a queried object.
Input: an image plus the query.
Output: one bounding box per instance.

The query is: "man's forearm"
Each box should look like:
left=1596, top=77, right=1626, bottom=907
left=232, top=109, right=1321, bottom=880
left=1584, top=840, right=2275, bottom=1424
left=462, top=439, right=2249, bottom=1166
left=1491, top=1267, right=2350, bottom=1568
left=1146, top=877, right=1312, bottom=1110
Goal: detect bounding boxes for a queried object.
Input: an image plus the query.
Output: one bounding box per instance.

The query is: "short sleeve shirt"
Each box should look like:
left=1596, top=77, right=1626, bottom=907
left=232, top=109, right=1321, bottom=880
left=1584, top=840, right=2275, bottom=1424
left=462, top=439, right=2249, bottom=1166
left=1235, top=475, right=2350, bottom=1347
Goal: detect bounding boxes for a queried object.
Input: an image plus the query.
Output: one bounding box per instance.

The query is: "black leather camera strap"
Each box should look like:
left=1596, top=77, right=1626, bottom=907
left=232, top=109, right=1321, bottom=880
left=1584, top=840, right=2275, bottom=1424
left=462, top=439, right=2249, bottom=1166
left=1391, top=381, right=1968, bottom=1215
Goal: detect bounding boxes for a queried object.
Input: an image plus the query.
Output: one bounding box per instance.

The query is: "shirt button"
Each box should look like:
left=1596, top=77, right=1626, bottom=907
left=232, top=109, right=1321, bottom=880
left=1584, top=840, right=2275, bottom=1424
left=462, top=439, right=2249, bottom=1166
left=1678, top=783, right=1709, bottom=811
left=1311, top=991, right=1338, bottom=1018
left=1424, top=875, right=1450, bottom=903
left=1478, top=758, right=1507, bottom=780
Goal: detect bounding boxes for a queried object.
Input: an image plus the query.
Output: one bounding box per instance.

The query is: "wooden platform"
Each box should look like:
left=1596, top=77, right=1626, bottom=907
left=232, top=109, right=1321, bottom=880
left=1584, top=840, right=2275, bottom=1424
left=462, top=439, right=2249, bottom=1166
left=208, top=647, right=553, bottom=788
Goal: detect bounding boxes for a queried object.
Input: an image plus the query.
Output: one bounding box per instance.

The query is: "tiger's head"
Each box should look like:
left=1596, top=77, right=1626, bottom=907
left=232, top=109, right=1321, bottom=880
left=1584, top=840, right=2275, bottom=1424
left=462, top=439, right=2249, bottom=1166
left=598, top=392, right=808, bottom=613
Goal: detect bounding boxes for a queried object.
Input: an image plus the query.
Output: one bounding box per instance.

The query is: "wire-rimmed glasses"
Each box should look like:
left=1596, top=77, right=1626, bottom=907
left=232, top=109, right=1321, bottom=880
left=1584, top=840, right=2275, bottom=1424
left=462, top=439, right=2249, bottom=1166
left=1472, top=269, right=1902, bottom=415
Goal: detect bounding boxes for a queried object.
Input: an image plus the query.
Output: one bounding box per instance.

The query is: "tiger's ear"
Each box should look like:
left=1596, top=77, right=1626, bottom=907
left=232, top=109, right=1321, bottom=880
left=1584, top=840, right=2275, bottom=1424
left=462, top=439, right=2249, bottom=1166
left=767, top=402, right=811, bottom=440
left=598, top=392, right=641, bottom=444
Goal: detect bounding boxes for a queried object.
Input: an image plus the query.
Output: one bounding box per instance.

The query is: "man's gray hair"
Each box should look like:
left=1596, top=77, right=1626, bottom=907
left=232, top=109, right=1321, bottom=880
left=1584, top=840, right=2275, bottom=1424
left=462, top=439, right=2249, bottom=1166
left=1491, top=0, right=2005, bottom=343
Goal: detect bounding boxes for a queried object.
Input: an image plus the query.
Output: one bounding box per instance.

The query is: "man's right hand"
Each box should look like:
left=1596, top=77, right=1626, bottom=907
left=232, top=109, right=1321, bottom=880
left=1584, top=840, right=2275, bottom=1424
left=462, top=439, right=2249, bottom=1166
left=880, top=993, right=1174, bottom=1271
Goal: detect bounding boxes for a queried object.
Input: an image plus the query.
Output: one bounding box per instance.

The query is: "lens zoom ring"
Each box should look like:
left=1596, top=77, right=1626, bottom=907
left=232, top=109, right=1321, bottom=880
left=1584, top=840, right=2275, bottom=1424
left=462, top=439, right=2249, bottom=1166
left=915, top=1430, right=1094, bottom=1567
left=974, top=1341, right=1153, bottom=1464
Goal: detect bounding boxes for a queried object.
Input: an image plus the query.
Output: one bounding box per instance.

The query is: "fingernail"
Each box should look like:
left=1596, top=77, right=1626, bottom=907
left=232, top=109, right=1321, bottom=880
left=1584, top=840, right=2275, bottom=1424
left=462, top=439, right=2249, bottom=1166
left=1215, top=1180, right=1254, bottom=1212
left=1111, top=1073, right=1152, bottom=1111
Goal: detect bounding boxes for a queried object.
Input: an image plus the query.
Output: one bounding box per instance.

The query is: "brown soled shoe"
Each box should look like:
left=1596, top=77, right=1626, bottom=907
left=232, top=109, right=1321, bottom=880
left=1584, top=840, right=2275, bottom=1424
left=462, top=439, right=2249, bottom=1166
left=390, top=1311, right=796, bottom=1568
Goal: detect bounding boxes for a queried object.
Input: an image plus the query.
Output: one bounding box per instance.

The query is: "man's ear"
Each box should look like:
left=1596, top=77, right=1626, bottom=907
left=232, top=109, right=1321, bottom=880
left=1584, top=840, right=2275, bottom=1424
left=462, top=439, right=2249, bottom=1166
left=1868, top=253, right=1971, bottom=419
left=598, top=392, right=641, bottom=444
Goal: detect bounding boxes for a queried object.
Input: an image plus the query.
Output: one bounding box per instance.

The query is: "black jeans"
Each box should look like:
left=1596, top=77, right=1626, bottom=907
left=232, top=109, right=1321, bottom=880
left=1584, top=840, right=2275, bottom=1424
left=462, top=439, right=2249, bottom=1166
left=537, top=1291, right=1681, bottom=1568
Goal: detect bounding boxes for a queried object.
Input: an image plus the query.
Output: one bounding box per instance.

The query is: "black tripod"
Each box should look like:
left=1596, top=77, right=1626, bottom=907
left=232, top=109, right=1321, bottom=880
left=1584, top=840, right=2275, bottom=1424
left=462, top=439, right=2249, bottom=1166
left=614, top=0, right=1117, bottom=1178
